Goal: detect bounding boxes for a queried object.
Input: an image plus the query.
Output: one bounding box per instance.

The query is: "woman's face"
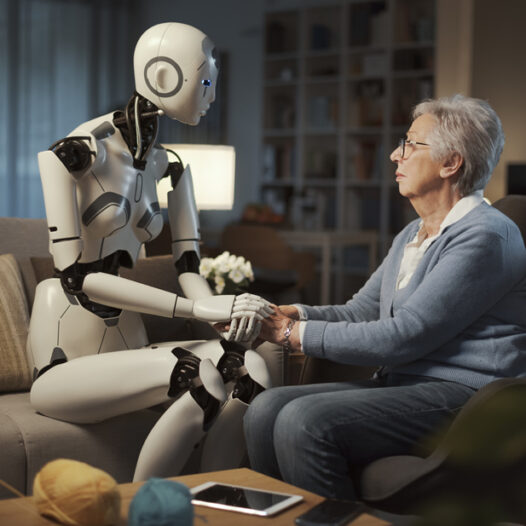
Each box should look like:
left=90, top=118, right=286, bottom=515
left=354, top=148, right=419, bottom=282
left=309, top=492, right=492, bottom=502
left=390, top=113, right=445, bottom=199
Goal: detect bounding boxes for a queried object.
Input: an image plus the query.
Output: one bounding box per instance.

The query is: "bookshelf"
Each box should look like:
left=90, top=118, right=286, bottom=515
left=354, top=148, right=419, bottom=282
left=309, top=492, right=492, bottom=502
left=260, top=0, right=435, bottom=301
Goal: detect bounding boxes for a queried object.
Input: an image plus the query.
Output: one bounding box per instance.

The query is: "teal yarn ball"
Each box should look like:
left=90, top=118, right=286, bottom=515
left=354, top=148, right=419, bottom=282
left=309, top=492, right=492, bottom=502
left=128, top=478, right=193, bottom=526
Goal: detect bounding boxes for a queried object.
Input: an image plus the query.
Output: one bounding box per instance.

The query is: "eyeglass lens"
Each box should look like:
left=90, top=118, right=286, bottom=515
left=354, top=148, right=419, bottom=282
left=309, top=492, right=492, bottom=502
left=399, top=138, right=406, bottom=158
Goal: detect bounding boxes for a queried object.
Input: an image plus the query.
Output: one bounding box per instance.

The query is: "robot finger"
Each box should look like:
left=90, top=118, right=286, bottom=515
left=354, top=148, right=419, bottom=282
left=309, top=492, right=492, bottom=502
left=244, top=318, right=261, bottom=342
left=245, top=315, right=255, bottom=340
left=238, top=292, right=272, bottom=305
left=236, top=293, right=273, bottom=313
left=235, top=316, right=248, bottom=342
left=224, top=317, right=238, bottom=341
left=232, top=301, right=272, bottom=317
left=231, top=310, right=265, bottom=322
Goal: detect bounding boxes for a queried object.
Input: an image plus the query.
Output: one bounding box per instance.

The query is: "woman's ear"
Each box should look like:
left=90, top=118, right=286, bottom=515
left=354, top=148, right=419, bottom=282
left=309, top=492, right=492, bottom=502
left=440, top=152, right=463, bottom=180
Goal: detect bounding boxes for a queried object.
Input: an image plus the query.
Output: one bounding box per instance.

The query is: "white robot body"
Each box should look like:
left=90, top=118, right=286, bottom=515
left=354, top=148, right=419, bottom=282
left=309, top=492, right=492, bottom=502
left=38, top=150, right=83, bottom=270
left=27, top=21, right=276, bottom=482
left=56, top=113, right=167, bottom=266
left=134, top=23, right=218, bottom=125
left=27, top=278, right=149, bottom=373
left=167, top=166, right=201, bottom=263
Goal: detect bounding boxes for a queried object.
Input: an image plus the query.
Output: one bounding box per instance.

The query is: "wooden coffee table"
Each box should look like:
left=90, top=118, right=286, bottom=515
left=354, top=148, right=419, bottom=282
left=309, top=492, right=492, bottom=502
left=0, top=467, right=390, bottom=525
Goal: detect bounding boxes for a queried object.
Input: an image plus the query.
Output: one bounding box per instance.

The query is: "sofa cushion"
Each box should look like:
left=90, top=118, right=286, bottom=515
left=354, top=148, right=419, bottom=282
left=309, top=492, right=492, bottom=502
left=0, top=392, right=160, bottom=497
left=0, top=254, right=32, bottom=393
left=0, top=411, right=27, bottom=498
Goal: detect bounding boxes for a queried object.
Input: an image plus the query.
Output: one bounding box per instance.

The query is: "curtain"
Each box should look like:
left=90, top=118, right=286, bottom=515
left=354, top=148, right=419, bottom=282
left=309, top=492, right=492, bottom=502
left=0, top=0, right=134, bottom=218
left=0, top=0, right=228, bottom=218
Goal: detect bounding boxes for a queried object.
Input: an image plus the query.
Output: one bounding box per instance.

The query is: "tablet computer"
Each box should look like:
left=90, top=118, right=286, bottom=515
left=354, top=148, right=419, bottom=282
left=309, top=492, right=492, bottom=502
left=190, top=481, right=304, bottom=516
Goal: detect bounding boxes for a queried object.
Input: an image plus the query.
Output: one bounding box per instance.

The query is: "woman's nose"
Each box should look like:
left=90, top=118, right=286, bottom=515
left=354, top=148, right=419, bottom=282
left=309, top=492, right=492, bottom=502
left=390, top=146, right=401, bottom=162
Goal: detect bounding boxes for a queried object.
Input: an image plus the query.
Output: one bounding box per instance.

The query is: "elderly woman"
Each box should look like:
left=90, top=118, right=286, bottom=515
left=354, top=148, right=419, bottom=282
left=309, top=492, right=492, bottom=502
left=242, top=95, right=526, bottom=500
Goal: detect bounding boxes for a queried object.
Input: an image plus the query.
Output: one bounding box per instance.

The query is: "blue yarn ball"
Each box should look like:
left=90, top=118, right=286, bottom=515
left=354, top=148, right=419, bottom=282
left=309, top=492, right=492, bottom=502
left=128, top=478, right=193, bottom=526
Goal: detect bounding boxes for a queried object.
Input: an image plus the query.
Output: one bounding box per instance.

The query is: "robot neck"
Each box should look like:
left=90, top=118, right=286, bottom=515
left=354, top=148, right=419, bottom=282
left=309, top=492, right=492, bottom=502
left=114, top=93, right=160, bottom=170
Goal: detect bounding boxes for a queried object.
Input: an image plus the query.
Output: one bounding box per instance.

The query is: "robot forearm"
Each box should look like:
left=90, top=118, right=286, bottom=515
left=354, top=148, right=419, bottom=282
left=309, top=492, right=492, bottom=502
left=179, top=271, right=213, bottom=300
left=82, top=272, right=235, bottom=321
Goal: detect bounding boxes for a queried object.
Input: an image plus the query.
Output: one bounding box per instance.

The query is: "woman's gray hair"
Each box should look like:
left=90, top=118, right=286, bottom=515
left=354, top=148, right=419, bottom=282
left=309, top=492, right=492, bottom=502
left=412, top=94, right=505, bottom=196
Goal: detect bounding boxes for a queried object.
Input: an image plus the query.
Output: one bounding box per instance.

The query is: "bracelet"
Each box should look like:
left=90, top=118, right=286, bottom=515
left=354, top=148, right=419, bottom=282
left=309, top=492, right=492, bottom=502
left=283, top=319, right=296, bottom=352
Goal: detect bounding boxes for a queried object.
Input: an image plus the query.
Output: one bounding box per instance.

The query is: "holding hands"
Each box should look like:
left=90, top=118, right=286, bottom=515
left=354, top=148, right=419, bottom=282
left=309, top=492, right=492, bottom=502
left=215, top=294, right=302, bottom=352
left=219, top=293, right=274, bottom=343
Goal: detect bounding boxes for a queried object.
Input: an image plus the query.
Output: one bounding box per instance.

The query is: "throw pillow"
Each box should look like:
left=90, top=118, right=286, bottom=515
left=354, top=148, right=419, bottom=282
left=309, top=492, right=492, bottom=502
left=0, top=253, right=32, bottom=392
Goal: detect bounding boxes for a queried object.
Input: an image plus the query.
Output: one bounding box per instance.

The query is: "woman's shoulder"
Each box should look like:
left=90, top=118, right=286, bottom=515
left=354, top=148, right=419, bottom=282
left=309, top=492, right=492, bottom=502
left=462, top=202, right=521, bottom=237
left=445, top=202, right=525, bottom=258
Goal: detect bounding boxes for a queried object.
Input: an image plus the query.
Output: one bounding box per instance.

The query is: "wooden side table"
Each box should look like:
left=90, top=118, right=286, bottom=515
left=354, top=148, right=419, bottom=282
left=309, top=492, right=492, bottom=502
left=0, top=468, right=391, bottom=526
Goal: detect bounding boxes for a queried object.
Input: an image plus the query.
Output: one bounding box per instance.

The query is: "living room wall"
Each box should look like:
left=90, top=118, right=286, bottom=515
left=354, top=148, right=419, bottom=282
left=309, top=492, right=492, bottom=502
left=435, top=0, right=526, bottom=203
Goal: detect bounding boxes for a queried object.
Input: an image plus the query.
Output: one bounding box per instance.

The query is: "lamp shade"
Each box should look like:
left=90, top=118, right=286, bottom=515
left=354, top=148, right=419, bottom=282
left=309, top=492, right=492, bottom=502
left=158, top=144, right=235, bottom=210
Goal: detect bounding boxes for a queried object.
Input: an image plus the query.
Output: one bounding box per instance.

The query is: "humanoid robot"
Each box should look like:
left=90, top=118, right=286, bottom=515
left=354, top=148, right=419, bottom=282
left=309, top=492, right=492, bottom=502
left=26, top=22, right=274, bottom=481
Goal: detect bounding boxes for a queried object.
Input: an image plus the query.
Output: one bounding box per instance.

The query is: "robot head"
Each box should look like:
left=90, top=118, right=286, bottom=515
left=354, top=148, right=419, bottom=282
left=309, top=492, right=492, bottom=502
left=134, top=23, right=219, bottom=125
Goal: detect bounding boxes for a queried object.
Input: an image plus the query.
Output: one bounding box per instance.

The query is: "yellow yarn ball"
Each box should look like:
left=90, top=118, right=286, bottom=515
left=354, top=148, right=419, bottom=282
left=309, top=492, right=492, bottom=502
left=33, top=459, right=121, bottom=526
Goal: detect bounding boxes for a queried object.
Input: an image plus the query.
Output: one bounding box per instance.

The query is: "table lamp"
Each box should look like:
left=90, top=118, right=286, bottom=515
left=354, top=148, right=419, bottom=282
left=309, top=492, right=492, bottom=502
left=157, top=144, right=235, bottom=210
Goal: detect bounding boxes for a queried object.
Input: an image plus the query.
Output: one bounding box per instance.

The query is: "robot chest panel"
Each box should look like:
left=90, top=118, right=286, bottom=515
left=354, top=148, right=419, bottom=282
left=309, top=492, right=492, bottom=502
left=77, top=145, right=163, bottom=246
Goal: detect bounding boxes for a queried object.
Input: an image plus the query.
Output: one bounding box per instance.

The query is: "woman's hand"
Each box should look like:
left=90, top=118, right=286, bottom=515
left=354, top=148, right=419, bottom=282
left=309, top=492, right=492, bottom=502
left=258, top=305, right=301, bottom=353
left=276, top=304, right=300, bottom=320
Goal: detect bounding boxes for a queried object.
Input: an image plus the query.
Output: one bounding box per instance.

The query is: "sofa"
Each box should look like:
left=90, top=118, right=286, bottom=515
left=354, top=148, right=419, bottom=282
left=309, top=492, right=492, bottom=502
left=0, top=216, right=262, bottom=499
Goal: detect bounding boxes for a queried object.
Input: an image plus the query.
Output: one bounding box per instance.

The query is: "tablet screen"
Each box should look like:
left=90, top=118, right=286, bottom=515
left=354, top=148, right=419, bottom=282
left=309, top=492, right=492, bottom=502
left=191, top=481, right=303, bottom=516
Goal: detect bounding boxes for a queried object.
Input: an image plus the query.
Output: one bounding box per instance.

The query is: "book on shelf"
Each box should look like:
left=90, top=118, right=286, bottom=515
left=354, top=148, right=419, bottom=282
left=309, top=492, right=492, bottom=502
left=349, top=1, right=387, bottom=47
left=310, top=23, right=333, bottom=50
left=269, top=94, right=295, bottom=129
left=292, top=188, right=335, bottom=230
left=349, top=140, right=383, bottom=181
left=348, top=80, right=384, bottom=127
left=307, top=95, right=337, bottom=128
left=305, top=149, right=337, bottom=179
left=262, top=143, right=295, bottom=181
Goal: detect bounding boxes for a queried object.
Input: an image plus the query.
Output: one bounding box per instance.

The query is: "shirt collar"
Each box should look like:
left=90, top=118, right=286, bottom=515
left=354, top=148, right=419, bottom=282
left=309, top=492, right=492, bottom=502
left=411, top=190, right=484, bottom=244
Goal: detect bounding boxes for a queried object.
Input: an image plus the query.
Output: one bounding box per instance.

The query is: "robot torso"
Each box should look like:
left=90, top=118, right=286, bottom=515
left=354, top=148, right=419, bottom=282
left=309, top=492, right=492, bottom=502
left=68, top=112, right=168, bottom=266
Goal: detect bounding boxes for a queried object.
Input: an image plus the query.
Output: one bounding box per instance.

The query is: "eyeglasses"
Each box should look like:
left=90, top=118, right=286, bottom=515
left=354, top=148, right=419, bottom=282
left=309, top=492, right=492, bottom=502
left=398, top=138, right=430, bottom=159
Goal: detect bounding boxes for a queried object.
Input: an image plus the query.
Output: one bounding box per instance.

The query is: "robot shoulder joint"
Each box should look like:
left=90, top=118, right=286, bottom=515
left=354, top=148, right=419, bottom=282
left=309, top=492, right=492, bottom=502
left=49, top=136, right=95, bottom=172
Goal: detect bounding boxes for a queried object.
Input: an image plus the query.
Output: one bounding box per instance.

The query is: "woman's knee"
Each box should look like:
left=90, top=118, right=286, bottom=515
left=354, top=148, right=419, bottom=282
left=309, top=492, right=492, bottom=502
left=244, top=386, right=288, bottom=433
left=273, top=397, right=324, bottom=447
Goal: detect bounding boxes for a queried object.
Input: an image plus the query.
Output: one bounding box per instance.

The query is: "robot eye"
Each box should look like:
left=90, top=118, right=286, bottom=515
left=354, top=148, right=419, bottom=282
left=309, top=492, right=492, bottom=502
left=201, top=79, right=212, bottom=87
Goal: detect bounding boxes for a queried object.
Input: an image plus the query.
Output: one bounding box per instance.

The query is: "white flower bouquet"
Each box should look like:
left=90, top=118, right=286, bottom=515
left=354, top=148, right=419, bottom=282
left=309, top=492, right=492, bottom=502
left=199, top=251, right=255, bottom=295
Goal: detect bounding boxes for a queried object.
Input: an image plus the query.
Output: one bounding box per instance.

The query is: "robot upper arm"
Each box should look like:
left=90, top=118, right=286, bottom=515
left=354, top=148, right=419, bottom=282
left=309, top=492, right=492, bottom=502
left=164, top=163, right=201, bottom=265
left=38, top=134, right=96, bottom=271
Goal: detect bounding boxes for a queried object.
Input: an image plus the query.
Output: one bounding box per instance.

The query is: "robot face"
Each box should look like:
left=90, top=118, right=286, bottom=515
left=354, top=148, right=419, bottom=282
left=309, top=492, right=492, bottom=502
left=134, top=23, right=219, bottom=125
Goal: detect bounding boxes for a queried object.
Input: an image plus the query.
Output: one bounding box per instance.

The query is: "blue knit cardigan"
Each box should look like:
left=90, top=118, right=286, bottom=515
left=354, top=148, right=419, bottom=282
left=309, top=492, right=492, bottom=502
left=300, top=202, right=526, bottom=389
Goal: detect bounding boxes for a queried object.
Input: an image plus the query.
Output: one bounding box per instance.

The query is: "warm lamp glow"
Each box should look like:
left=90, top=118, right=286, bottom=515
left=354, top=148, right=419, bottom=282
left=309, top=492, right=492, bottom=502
left=158, top=144, right=235, bottom=210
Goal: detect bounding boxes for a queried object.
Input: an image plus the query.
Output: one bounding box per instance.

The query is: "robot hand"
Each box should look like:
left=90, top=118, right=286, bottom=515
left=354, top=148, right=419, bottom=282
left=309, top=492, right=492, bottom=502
left=222, top=293, right=273, bottom=343
left=192, top=295, right=236, bottom=322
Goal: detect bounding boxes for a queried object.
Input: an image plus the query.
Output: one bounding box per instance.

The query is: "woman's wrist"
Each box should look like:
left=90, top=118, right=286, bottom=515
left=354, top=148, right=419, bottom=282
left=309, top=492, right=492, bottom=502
left=281, top=318, right=302, bottom=353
